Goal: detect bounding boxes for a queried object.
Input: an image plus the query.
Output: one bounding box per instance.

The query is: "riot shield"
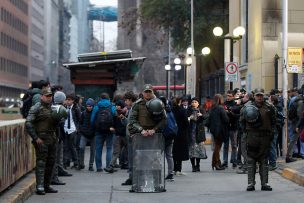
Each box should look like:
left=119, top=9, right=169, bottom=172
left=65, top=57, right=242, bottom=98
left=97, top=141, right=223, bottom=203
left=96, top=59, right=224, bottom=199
left=131, top=133, right=165, bottom=193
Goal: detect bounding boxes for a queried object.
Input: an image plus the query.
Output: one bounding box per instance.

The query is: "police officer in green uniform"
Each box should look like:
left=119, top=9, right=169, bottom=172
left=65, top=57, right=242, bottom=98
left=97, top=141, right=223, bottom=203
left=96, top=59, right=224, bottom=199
left=25, top=88, right=59, bottom=195
left=240, top=88, right=276, bottom=191
left=128, top=84, right=167, bottom=192
left=128, top=84, right=167, bottom=136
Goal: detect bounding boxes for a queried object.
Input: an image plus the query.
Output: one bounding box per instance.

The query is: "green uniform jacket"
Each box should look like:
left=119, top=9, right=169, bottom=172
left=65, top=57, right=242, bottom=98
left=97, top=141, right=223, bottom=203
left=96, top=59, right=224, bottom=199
left=25, top=101, right=57, bottom=143
left=240, top=101, right=276, bottom=135
left=128, top=98, right=166, bottom=134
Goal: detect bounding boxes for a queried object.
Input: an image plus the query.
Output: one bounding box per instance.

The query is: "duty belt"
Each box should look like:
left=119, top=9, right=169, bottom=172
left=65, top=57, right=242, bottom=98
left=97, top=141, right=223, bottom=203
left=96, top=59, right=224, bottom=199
left=38, top=130, right=55, bottom=135
left=246, top=130, right=271, bottom=136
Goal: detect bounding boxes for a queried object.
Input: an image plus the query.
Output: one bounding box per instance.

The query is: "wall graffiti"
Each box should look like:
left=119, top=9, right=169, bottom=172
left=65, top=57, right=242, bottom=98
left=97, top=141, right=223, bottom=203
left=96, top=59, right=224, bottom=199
left=0, top=120, right=35, bottom=192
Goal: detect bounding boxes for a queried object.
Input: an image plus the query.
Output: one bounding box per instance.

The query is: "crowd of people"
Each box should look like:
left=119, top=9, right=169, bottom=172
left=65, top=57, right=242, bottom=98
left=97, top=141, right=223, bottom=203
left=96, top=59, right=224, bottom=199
left=22, top=80, right=304, bottom=194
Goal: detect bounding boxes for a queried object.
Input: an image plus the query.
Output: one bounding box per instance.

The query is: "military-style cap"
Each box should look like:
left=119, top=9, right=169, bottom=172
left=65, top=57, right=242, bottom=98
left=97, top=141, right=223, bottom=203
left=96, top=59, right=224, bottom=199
left=41, top=87, right=53, bottom=96
left=143, top=84, right=154, bottom=92
left=254, top=88, right=264, bottom=96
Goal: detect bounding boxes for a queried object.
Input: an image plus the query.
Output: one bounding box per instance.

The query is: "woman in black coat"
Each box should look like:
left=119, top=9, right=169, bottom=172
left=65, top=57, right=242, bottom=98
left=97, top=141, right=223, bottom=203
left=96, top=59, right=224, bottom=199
left=171, top=97, right=189, bottom=175
left=208, top=94, right=229, bottom=170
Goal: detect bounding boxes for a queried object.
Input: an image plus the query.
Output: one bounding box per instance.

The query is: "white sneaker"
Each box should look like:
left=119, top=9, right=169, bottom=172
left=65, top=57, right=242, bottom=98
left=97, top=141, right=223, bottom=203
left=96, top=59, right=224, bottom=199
left=175, top=171, right=186, bottom=176
left=179, top=172, right=186, bottom=176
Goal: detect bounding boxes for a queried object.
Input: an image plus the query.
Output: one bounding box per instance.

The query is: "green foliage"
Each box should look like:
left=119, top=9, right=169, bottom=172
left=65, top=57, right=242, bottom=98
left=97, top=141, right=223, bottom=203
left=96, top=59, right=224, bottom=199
left=139, top=0, right=228, bottom=52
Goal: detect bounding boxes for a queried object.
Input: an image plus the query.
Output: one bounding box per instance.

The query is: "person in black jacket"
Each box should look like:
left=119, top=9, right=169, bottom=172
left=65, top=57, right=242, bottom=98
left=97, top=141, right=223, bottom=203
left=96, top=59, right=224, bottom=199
left=104, top=100, right=128, bottom=173
left=78, top=98, right=95, bottom=171
left=63, top=94, right=81, bottom=169
left=223, top=90, right=239, bottom=168
left=172, top=97, right=189, bottom=176
left=209, top=94, right=229, bottom=170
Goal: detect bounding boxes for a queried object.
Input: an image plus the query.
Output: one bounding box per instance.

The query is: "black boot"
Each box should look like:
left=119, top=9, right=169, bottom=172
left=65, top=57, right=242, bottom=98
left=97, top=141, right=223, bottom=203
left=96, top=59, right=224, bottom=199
left=45, top=186, right=58, bottom=193
left=36, top=160, right=45, bottom=195
left=247, top=158, right=256, bottom=192
left=122, top=178, right=132, bottom=186
left=88, top=165, right=94, bottom=171
left=261, top=185, right=272, bottom=191
left=51, top=178, right=66, bottom=185
left=196, top=165, right=200, bottom=172
left=246, top=185, right=255, bottom=191
left=58, top=165, right=72, bottom=176
left=260, top=160, right=272, bottom=191
left=78, top=149, right=85, bottom=170
left=192, top=166, right=197, bottom=172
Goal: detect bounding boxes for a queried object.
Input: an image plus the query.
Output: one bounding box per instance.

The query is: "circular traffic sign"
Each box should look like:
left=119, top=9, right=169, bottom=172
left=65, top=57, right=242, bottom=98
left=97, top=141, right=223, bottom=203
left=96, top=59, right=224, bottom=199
left=225, top=63, right=238, bottom=74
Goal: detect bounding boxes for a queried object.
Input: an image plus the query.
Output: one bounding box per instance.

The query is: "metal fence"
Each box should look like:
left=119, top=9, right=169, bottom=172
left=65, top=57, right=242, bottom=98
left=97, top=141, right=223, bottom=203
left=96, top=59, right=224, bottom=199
left=0, top=119, right=35, bottom=192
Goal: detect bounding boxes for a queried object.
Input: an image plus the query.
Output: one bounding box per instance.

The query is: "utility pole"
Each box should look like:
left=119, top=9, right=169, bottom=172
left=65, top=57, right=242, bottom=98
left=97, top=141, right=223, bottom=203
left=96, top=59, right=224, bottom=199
left=190, top=0, right=195, bottom=97
left=282, top=0, right=288, bottom=156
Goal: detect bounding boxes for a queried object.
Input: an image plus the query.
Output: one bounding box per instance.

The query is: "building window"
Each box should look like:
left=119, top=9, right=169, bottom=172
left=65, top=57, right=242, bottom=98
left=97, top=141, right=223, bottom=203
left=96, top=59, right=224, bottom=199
left=0, top=57, right=28, bottom=76
left=0, top=7, right=28, bottom=35
left=0, top=32, right=28, bottom=56
left=9, top=0, right=28, bottom=15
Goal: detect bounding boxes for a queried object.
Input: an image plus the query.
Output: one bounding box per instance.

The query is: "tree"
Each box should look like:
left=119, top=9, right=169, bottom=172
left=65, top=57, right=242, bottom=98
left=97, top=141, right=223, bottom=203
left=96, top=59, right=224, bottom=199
left=138, top=0, right=229, bottom=53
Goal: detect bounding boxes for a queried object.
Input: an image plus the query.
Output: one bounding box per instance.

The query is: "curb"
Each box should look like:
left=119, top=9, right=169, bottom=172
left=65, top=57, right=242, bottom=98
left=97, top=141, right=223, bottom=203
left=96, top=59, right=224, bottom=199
left=0, top=173, right=36, bottom=203
left=280, top=167, right=304, bottom=186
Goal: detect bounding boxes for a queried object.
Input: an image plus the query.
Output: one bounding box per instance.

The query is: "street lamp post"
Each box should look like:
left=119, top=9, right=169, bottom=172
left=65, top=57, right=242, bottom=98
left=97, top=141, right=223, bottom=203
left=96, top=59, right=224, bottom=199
left=174, top=65, right=182, bottom=96
left=184, top=47, right=210, bottom=97
left=213, top=26, right=245, bottom=90
left=174, top=58, right=181, bottom=96
left=165, top=65, right=171, bottom=98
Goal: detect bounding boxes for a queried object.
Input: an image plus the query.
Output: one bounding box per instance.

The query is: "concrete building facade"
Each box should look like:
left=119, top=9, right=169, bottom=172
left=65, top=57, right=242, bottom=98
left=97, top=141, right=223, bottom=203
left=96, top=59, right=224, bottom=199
left=30, top=0, right=45, bottom=81
left=0, top=0, right=30, bottom=101
left=44, top=0, right=60, bottom=85
left=71, top=0, right=90, bottom=54
left=230, top=0, right=304, bottom=93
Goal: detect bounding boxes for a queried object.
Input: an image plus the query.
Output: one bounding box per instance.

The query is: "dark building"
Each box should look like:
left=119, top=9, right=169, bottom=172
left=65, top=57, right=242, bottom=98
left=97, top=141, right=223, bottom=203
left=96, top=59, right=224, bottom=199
left=0, top=0, right=29, bottom=103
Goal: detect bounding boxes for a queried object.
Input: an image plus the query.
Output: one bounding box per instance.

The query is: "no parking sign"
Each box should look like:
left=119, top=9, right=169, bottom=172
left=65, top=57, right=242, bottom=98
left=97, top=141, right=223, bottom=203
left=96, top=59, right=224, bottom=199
left=225, top=62, right=238, bottom=82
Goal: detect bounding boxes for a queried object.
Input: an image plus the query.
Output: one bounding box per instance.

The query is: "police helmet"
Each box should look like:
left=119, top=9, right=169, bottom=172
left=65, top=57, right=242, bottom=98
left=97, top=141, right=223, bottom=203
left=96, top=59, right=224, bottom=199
left=146, top=98, right=164, bottom=119
left=244, top=104, right=261, bottom=125
left=51, top=104, right=68, bottom=121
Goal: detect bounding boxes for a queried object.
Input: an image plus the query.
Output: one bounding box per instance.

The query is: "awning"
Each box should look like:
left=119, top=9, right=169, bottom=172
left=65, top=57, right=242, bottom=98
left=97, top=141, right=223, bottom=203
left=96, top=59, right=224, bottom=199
left=63, top=57, right=146, bottom=69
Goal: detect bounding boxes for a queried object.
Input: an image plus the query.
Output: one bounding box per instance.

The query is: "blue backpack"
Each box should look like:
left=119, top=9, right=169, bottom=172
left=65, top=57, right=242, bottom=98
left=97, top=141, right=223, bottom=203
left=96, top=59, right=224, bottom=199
left=163, top=111, right=178, bottom=139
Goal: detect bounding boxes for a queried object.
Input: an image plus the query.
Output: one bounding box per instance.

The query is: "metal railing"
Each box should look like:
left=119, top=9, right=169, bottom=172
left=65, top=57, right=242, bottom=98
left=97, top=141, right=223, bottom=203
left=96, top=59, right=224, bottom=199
left=0, top=119, right=35, bottom=192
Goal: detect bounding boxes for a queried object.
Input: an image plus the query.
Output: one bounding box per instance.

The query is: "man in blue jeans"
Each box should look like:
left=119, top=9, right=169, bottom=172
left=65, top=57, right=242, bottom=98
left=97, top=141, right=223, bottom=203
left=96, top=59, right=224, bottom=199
left=91, top=93, right=117, bottom=172
left=223, top=90, right=239, bottom=168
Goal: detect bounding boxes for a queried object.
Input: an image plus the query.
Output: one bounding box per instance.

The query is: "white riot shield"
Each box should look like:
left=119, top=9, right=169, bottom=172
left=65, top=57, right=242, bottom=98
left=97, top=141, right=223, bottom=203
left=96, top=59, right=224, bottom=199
left=131, top=133, right=165, bottom=193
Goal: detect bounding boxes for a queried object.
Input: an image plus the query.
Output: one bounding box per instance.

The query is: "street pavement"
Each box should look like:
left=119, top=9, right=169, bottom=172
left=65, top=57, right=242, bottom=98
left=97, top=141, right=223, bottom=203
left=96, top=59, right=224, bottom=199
left=23, top=145, right=304, bottom=203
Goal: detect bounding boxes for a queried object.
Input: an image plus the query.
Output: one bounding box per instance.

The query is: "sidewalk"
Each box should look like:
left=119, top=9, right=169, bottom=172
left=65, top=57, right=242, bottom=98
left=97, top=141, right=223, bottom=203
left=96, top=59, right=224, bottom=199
left=276, top=158, right=304, bottom=186
left=1, top=137, right=304, bottom=203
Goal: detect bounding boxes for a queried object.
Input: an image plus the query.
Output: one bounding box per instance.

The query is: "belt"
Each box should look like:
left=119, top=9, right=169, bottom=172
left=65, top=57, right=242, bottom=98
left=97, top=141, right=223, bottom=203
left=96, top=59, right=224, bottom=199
left=38, top=131, right=55, bottom=135
left=246, top=130, right=271, bottom=136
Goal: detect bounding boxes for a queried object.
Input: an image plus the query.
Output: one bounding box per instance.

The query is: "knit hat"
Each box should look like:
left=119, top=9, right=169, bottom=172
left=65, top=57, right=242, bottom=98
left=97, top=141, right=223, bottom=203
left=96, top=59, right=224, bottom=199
left=86, top=98, right=95, bottom=106
left=191, top=97, right=200, bottom=103
left=54, top=91, right=66, bottom=104
left=115, top=99, right=125, bottom=108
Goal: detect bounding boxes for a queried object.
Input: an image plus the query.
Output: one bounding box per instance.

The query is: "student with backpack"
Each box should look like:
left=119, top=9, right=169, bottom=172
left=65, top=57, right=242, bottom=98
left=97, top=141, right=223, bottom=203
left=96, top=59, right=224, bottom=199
left=159, top=96, right=178, bottom=181
left=91, top=93, right=117, bottom=172
left=104, top=100, right=128, bottom=173
left=78, top=98, right=96, bottom=171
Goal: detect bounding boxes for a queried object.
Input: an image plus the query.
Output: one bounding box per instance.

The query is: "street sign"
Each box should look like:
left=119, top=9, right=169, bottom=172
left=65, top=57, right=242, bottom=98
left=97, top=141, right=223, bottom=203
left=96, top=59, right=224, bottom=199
left=225, top=62, right=238, bottom=82
left=287, top=47, right=302, bottom=73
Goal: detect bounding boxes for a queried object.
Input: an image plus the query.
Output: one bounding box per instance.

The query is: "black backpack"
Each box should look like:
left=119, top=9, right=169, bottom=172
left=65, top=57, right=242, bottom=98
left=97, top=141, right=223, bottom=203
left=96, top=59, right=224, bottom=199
left=163, top=111, right=178, bottom=139
left=94, top=106, right=114, bottom=131
left=20, top=94, right=33, bottom=118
